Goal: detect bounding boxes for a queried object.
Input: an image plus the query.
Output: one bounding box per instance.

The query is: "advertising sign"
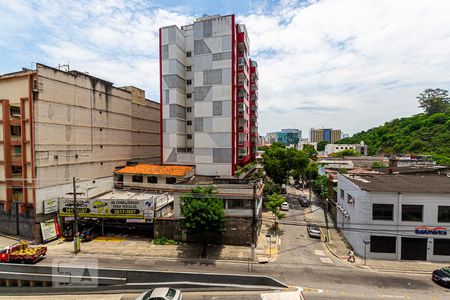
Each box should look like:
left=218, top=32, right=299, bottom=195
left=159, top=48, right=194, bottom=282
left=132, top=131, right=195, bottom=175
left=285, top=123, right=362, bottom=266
left=40, top=218, right=59, bottom=243
left=44, top=198, right=58, bottom=214
left=415, top=226, right=448, bottom=235
left=59, top=198, right=147, bottom=219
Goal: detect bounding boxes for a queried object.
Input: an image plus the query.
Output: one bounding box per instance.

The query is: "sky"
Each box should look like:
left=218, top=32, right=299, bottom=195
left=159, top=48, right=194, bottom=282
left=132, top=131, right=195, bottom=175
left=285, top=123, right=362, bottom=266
left=1, top=0, right=450, bottom=138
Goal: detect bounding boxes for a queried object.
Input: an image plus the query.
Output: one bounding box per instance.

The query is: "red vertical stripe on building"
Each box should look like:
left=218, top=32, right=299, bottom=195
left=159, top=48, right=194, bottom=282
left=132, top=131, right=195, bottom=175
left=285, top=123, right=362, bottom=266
left=231, top=15, right=236, bottom=175
left=159, top=28, right=163, bottom=165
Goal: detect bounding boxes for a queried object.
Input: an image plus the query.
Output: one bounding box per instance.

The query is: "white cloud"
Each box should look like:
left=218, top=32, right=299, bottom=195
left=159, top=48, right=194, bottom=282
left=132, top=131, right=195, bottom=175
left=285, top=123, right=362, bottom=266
left=1, top=0, right=450, bottom=137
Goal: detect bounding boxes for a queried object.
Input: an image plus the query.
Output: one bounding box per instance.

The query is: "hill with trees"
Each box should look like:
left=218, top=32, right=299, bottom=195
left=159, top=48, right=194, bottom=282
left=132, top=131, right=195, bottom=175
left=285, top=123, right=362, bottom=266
left=338, top=88, right=450, bottom=165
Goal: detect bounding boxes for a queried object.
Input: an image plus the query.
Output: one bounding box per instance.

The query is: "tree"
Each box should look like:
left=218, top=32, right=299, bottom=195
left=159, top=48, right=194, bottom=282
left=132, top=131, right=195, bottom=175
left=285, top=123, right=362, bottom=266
left=180, top=186, right=225, bottom=257
left=317, top=140, right=329, bottom=151
left=265, top=193, right=286, bottom=224
left=262, top=146, right=309, bottom=185
left=302, top=144, right=318, bottom=161
left=417, top=88, right=450, bottom=115
left=371, top=161, right=387, bottom=169
left=312, top=175, right=328, bottom=199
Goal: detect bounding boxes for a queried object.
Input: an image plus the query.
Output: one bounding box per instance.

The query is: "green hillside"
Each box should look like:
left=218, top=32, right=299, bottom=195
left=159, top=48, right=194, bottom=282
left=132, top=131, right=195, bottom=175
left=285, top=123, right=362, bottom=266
left=338, top=112, right=450, bottom=165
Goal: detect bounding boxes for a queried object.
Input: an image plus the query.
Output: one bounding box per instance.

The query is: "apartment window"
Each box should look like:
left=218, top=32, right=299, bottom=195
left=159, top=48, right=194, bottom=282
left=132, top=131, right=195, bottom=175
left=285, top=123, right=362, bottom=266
left=187, top=134, right=192, bottom=139
left=186, top=51, right=192, bottom=57
left=147, top=176, right=158, bottom=184
left=228, top=200, right=251, bottom=209
left=187, top=121, right=192, bottom=126
left=186, top=66, right=192, bottom=71
left=11, top=165, right=22, bottom=175
left=132, top=175, right=143, bottom=183
left=10, top=126, right=21, bottom=137
left=187, top=93, right=192, bottom=99
left=438, top=206, right=450, bottom=222
left=186, top=107, right=192, bottom=113
left=402, top=205, right=423, bottom=222
left=370, top=236, right=396, bottom=253
left=372, top=204, right=394, bottom=221
left=10, top=106, right=20, bottom=118
left=186, top=80, right=192, bottom=85
left=12, top=187, right=23, bottom=202
left=434, top=239, right=450, bottom=256
left=347, top=194, right=354, bottom=204
left=340, top=189, right=344, bottom=199
left=166, top=177, right=176, bottom=184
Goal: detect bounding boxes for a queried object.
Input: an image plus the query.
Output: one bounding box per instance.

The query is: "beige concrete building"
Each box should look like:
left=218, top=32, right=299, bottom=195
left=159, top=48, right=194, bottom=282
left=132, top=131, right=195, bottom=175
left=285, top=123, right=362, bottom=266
left=310, top=128, right=342, bottom=144
left=0, top=64, right=160, bottom=241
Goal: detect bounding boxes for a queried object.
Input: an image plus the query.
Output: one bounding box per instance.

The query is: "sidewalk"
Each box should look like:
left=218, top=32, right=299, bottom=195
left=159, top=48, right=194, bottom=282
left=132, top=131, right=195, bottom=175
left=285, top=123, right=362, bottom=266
left=303, top=189, right=445, bottom=274
left=44, top=235, right=252, bottom=263
left=255, top=212, right=280, bottom=263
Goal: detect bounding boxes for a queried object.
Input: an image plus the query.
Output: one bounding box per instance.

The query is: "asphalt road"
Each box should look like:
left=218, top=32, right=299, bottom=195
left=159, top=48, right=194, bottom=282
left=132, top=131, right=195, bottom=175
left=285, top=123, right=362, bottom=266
left=28, top=185, right=450, bottom=299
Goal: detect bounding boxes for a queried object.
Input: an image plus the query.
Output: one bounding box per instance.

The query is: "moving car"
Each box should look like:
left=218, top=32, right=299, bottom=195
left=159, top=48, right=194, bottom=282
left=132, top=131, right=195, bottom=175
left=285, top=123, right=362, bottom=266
left=280, top=202, right=290, bottom=211
left=299, top=196, right=309, bottom=207
left=306, top=223, right=321, bottom=238
left=432, top=266, right=450, bottom=288
left=135, top=287, right=182, bottom=300
left=261, top=287, right=306, bottom=299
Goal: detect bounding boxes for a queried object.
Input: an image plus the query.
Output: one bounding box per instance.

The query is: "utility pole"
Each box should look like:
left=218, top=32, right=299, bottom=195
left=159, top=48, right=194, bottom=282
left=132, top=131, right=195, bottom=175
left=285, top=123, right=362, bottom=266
left=324, top=198, right=331, bottom=243
left=66, top=177, right=84, bottom=254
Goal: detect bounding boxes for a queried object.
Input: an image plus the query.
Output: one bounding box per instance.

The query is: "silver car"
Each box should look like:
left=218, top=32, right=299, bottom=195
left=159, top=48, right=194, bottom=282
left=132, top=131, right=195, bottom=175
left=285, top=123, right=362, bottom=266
left=135, top=287, right=182, bottom=300
left=307, top=223, right=321, bottom=238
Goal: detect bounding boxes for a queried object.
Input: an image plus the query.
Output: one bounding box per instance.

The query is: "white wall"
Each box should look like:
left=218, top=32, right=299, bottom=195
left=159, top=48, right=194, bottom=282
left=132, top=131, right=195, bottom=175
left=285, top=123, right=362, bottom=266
left=337, top=174, right=450, bottom=262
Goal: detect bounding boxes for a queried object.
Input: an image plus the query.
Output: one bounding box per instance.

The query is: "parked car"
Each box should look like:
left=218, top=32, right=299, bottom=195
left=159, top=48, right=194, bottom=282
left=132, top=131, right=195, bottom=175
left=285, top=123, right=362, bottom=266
left=299, top=196, right=309, bottom=207
left=261, top=287, right=305, bottom=299
left=135, top=287, right=182, bottom=300
left=432, top=266, right=450, bottom=288
left=280, top=201, right=290, bottom=211
left=307, top=223, right=321, bottom=238
left=80, top=227, right=98, bottom=242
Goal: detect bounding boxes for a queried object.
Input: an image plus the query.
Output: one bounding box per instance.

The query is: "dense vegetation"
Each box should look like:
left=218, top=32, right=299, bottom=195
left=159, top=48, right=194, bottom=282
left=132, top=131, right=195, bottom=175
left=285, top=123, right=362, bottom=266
left=338, top=88, right=450, bottom=165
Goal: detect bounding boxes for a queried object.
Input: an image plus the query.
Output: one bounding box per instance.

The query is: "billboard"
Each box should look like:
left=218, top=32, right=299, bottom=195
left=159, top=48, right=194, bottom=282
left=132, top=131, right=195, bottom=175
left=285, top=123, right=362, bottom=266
left=59, top=198, right=148, bottom=219
left=40, top=217, right=59, bottom=243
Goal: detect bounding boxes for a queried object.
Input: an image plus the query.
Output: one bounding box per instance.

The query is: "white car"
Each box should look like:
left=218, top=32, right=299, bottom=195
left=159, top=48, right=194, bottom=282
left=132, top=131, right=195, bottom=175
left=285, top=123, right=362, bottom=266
left=280, top=201, right=289, bottom=211
left=135, top=288, right=182, bottom=300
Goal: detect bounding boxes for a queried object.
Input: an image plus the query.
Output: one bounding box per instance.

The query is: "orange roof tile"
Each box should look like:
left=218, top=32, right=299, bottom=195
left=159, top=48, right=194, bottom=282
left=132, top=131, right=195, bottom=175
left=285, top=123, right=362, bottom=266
left=115, top=164, right=193, bottom=177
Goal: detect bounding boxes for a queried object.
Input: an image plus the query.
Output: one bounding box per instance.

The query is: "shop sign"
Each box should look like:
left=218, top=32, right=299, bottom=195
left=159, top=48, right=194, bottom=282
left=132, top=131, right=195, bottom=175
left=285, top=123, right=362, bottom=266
left=415, top=226, right=447, bottom=235
left=44, top=198, right=58, bottom=214
left=40, top=217, right=59, bottom=243
left=59, top=198, right=146, bottom=219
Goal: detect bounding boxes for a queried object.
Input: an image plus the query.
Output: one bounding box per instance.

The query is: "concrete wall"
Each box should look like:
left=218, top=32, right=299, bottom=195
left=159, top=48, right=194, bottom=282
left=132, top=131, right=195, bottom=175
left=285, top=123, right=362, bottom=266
left=155, top=216, right=254, bottom=245
left=337, top=174, right=450, bottom=262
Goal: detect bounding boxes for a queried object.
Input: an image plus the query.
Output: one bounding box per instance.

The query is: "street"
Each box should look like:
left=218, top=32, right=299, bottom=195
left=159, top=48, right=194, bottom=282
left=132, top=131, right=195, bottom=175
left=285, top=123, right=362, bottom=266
left=26, top=185, right=449, bottom=299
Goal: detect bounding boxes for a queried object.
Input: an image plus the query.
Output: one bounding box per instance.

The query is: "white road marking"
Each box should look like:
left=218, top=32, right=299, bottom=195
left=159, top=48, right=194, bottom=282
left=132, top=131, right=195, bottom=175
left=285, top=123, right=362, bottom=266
left=314, top=250, right=325, bottom=256
left=319, top=257, right=334, bottom=264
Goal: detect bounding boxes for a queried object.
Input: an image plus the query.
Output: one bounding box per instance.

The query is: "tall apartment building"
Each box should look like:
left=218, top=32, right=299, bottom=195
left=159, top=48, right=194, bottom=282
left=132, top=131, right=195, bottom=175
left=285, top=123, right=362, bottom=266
left=310, top=128, right=342, bottom=143
left=160, top=14, right=258, bottom=176
left=0, top=64, right=160, bottom=241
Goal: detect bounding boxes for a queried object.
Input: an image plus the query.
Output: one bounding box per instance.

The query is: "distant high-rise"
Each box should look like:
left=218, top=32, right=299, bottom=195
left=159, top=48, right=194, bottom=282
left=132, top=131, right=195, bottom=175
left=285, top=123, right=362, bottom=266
left=310, top=128, right=342, bottom=143
left=160, top=14, right=258, bottom=176
left=276, top=129, right=302, bottom=146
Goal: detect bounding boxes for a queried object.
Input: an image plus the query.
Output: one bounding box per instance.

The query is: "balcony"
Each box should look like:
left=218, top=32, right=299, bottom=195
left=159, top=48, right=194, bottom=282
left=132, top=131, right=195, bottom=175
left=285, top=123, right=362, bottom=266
left=238, top=125, right=249, bottom=133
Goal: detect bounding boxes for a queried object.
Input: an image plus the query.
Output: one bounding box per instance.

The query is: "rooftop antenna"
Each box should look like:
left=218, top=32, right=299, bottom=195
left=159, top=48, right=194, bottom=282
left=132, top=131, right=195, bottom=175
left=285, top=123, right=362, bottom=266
left=58, top=63, right=70, bottom=72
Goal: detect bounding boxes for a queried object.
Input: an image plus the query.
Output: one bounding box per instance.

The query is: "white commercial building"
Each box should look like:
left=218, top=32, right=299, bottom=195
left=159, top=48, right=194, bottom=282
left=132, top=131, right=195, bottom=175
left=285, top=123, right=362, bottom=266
left=324, top=142, right=368, bottom=156
left=337, top=174, right=450, bottom=262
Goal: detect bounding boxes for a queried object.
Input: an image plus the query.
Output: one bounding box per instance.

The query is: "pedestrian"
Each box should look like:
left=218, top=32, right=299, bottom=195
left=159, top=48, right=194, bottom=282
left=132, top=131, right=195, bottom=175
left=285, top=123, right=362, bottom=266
left=347, top=250, right=355, bottom=263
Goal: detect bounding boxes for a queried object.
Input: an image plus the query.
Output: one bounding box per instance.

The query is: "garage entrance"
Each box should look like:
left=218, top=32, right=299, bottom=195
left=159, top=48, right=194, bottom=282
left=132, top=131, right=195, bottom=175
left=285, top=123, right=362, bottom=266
left=401, top=237, right=427, bottom=260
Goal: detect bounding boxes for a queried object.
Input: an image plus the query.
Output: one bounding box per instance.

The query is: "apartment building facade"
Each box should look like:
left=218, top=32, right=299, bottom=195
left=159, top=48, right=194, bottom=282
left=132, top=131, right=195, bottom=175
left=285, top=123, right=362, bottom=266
left=160, top=14, right=258, bottom=176
left=0, top=64, right=160, bottom=241
left=276, top=128, right=302, bottom=146
left=310, top=128, right=342, bottom=143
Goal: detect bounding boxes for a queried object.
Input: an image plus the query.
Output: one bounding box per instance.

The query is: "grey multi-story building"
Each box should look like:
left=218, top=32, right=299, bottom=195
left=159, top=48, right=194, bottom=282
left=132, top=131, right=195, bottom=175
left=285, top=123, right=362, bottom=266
left=310, top=128, right=342, bottom=143
left=160, top=14, right=258, bottom=176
